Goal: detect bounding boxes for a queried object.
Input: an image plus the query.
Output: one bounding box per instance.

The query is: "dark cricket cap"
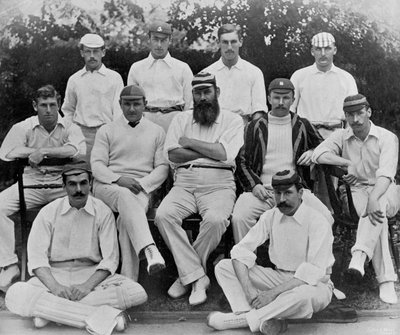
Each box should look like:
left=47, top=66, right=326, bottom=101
left=268, top=78, right=295, bottom=93
left=343, top=94, right=370, bottom=113
left=148, top=21, right=172, bottom=35
left=120, top=85, right=146, bottom=99
left=271, top=170, right=301, bottom=189
left=62, top=160, right=91, bottom=176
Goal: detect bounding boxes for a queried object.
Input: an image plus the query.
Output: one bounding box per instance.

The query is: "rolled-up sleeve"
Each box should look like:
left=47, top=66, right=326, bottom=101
left=64, top=123, right=86, bottom=157
left=219, top=115, right=244, bottom=163
left=27, top=209, right=53, bottom=275
left=294, top=220, right=334, bottom=285
left=376, top=131, right=399, bottom=180
left=96, top=208, right=119, bottom=275
left=311, top=130, right=344, bottom=163
left=230, top=211, right=272, bottom=268
left=0, top=124, right=26, bottom=161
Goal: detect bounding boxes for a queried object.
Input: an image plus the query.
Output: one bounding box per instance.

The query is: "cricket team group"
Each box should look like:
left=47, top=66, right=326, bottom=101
left=0, top=19, right=398, bottom=335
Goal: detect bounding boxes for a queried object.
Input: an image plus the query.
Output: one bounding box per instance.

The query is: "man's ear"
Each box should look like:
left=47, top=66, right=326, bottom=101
left=216, top=86, right=220, bottom=98
left=32, top=101, right=38, bottom=112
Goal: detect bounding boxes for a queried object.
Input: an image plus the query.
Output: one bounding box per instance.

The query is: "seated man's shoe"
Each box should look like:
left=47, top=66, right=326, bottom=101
left=33, top=317, right=50, bottom=328
left=144, top=244, right=165, bottom=275
left=207, top=311, right=248, bottom=330
left=168, top=278, right=189, bottom=299
left=379, top=282, right=398, bottom=304
left=345, top=251, right=366, bottom=283
left=189, top=275, right=210, bottom=306
left=0, top=264, right=20, bottom=292
left=115, top=313, right=129, bottom=332
left=260, top=319, right=288, bottom=335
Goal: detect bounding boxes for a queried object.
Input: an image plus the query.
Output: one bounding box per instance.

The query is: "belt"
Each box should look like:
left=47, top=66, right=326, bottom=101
left=313, top=122, right=344, bottom=131
left=178, top=164, right=233, bottom=172
left=146, top=105, right=185, bottom=114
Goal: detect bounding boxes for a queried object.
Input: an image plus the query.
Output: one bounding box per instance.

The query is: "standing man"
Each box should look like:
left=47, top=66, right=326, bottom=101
left=91, top=85, right=169, bottom=281
left=290, top=32, right=358, bottom=139
left=127, top=20, right=193, bottom=132
left=155, top=72, right=244, bottom=306
left=62, top=33, right=124, bottom=162
left=207, top=170, right=334, bottom=334
left=5, top=161, right=147, bottom=333
left=232, top=78, right=331, bottom=243
left=203, top=23, right=267, bottom=122
left=312, top=94, right=400, bottom=304
left=0, top=85, right=85, bottom=291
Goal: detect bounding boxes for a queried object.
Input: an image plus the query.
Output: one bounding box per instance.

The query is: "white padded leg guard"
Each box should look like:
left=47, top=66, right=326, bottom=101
left=6, top=282, right=122, bottom=335
left=81, top=274, right=148, bottom=310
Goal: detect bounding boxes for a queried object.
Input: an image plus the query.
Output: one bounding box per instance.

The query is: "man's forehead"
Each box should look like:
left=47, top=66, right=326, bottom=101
left=220, top=31, right=240, bottom=40
left=82, top=46, right=103, bottom=51
left=312, top=43, right=335, bottom=49
left=36, top=97, right=58, bottom=104
left=121, top=97, right=143, bottom=102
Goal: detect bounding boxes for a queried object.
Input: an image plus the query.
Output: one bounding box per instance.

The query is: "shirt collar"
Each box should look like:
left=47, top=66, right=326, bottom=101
left=32, top=115, right=65, bottom=130
left=215, top=56, right=243, bottom=70
left=343, top=121, right=378, bottom=141
left=147, top=52, right=173, bottom=69
left=311, top=63, right=338, bottom=74
left=79, top=64, right=107, bottom=77
left=276, top=201, right=307, bottom=226
left=60, top=195, right=95, bottom=216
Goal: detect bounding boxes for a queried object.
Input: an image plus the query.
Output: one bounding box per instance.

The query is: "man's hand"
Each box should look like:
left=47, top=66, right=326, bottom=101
left=362, top=196, right=385, bottom=225
left=178, top=137, right=193, bottom=149
left=251, top=289, right=277, bottom=309
left=28, top=149, right=45, bottom=168
left=297, top=150, right=313, bottom=166
left=343, top=165, right=358, bottom=185
left=252, top=184, right=269, bottom=201
left=70, top=283, right=93, bottom=301
left=115, top=176, right=144, bottom=194
left=50, top=283, right=74, bottom=300
left=244, top=285, right=259, bottom=305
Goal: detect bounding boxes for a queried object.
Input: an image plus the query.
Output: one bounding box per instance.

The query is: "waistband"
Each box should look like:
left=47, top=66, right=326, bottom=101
left=146, top=105, right=185, bottom=114
left=177, top=164, right=233, bottom=172
left=313, top=121, right=344, bottom=130
left=50, top=259, right=97, bottom=268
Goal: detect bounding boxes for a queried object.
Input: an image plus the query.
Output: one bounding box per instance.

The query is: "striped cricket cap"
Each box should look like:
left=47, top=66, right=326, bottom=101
left=311, top=32, right=335, bottom=47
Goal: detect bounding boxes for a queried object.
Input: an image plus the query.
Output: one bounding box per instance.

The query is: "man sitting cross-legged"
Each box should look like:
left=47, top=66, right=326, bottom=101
left=5, top=161, right=147, bottom=335
left=208, top=170, right=334, bottom=335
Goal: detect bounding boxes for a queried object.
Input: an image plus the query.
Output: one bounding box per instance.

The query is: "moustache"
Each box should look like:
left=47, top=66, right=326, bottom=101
left=277, top=203, right=290, bottom=208
left=73, top=192, right=85, bottom=197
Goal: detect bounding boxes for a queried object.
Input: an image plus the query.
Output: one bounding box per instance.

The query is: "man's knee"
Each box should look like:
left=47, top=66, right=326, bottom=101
left=117, top=279, right=148, bottom=309
left=202, top=211, right=229, bottom=233
left=215, top=258, right=234, bottom=281
left=6, top=281, right=45, bottom=317
left=154, top=199, right=178, bottom=228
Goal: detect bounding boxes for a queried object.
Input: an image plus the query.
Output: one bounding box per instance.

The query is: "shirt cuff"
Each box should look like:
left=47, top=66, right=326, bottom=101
left=96, top=260, right=118, bottom=276
left=230, top=245, right=257, bottom=268
left=28, top=259, right=51, bottom=276
left=294, top=262, right=326, bottom=286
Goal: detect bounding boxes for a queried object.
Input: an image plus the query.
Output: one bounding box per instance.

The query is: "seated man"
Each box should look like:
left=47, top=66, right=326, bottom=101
left=155, top=72, right=244, bottom=306
left=232, top=78, right=332, bottom=243
left=208, top=170, right=334, bottom=334
left=0, top=85, right=85, bottom=291
left=312, top=94, right=400, bottom=304
left=5, top=161, right=147, bottom=334
left=91, top=84, right=169, bottom=280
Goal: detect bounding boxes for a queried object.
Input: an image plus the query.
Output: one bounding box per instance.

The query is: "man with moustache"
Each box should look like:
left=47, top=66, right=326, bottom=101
left=0, top=85, right=85, bottom=291
left=207, top=170, right=334, bottom=335
left=290, top=32, right=357, bottom=139
left=232, top=78, right=331, bottom=244
left=203, top=23, right=267, bottom=122
left=127, top=21, right=193, bottom=132
left=5, top=161, right=147, bottom=333
left=312, top=94, right=400, bottom=304
left=91, top=85, right=169, bottom=281
left=62, top=33, right=124, bottom=162
left=155, top=72, right=244, bottom=306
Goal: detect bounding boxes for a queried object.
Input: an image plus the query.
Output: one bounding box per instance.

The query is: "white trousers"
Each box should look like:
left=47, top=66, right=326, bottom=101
left=231, top=188, right=333, bottom=243
left=6, top=265, right=147, bottom=334
left=155, top=168, right=236, bottom=285
left=215, top=259, right=332, bottom=332
left=0, top=183, right=65, bottom=268
left=346, top=183, right=400, bottom=283
left=93, top=182, right=153, bottom=281
left=79, top=125, right=101, bottom=164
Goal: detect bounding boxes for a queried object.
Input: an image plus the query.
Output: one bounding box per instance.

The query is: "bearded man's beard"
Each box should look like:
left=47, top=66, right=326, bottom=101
left=193, top=96, right=220, bottom=126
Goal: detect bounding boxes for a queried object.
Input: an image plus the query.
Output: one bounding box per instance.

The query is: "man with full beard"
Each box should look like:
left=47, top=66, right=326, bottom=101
left=155, top=72, right=244, bottom=306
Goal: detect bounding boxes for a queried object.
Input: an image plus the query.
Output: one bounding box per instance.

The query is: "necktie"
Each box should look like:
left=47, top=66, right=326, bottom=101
left=128, top=121, right=139, bottom=128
